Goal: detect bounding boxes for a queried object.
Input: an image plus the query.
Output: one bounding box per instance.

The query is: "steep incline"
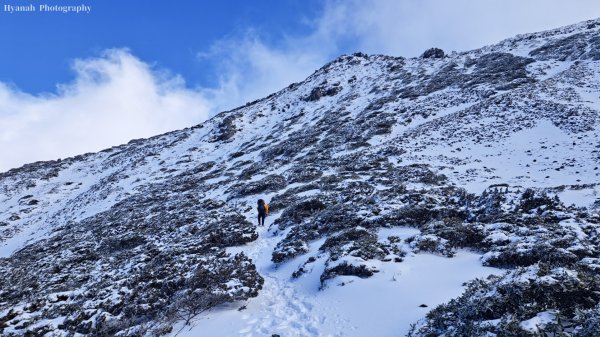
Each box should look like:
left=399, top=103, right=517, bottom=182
left=1, top=18, right=600, bottom=336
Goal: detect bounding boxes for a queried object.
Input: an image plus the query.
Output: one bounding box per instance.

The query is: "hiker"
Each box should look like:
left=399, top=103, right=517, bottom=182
left=257, top=199, right=269, bottom=226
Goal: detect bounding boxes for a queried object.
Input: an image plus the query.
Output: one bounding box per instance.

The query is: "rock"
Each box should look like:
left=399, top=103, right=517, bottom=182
left=305, top=84, right=342, bottom=102
left=421, top=48, right=445, bottom=59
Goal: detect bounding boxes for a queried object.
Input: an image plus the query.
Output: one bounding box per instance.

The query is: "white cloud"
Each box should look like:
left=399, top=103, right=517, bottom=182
left=197, top=30, right=335, bottom=112
left=0, top=49, right=213, bottom=172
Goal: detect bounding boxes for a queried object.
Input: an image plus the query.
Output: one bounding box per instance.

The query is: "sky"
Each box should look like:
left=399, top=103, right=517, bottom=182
left=1, top=0, right=600, bottom=172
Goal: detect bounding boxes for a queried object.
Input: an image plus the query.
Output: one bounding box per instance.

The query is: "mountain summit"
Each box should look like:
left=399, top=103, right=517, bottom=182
left=2, top=19, right=600, bottom=336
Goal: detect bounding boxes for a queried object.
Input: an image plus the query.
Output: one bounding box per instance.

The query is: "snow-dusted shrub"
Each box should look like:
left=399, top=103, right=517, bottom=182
left=232, top=174, right=288, bottom=197
left=408, top=264, right=600, bottom=336
left=285, top=165, right=323, bottom=183
left=374, top=206, right=434, bottom=227
left=272, top=236, right=310, bottom=263
left=320, top=227, right=389, bottom=261
left=273, top=198, right=328, bottom=229
left=259, top=129, right=320, bottom=160
left=320, top=262, right=375, bottom=288
left=483, top=242, right=580, bottom=268
left=516, top=188, right=561, bottom=213
left=408, top=234, right=455, bottom=257
left=420, top=219, right=486, bottom=249
left=237, top=162, right=262, bottom=180
left=573, top=306, right=600, bottom=336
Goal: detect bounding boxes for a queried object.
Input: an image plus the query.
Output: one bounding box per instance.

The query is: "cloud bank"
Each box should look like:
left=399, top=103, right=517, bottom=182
left=0, top=50, right=214, bottom=172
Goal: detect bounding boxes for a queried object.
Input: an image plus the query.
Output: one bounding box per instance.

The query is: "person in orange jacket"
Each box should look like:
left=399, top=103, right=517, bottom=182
left=257, top=199, right=269, bottom=226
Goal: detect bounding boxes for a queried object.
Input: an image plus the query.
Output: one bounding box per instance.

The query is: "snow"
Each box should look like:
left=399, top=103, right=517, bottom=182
left=0, top=223, right=43, bottom=258
left=556, top=186, right=600, bottom=208
left=485, top=232, right=510, bottom=243
left=423, top=119, right=599, bottom=194
left=0, top=159, right=127, bottom=257
left=560, top=218, right=588, bottom=241
left=527, top=60, right=575, bottom=81
left=316, top=251, right=501, bottom=337
left=377, top=227, right=420, bottom=241
left=520, top=311, right=557, bottom=332
left=171, top=218, right=501, bottom=337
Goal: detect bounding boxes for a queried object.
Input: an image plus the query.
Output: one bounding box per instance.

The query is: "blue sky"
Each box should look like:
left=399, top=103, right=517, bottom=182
left=0, top=0, right=323, bottom=93
left=2, top=0, right=600, bottom=171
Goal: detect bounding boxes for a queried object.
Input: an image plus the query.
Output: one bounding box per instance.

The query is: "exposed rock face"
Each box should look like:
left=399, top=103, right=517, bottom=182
left=2, top=18, right=600, bottom=337
left=304, top=83, right=342, bottom=101
left=421, top=47, right=445, bottom=59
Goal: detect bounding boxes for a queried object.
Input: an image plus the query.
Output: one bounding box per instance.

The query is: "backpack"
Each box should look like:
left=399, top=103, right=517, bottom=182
left=257, top=199, right=269, bottom=215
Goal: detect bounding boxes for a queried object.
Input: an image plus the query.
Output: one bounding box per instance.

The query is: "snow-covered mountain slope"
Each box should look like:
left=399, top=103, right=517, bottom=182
left=2, top=18, right=600, bottom=336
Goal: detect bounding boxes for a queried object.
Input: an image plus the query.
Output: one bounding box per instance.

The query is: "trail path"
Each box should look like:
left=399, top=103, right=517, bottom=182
left=235, top=212, right=343, bottom=337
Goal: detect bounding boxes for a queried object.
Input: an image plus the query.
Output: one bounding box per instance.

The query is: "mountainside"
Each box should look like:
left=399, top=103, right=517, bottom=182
left=2, top=18, right=600, bottom=337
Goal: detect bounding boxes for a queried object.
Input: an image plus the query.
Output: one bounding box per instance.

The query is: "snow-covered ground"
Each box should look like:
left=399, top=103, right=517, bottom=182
left=171, top=214, right=502, bottom=337
left=556, top=185, right=600, bottom=208
left=412, top=117, right=600, bottom=194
